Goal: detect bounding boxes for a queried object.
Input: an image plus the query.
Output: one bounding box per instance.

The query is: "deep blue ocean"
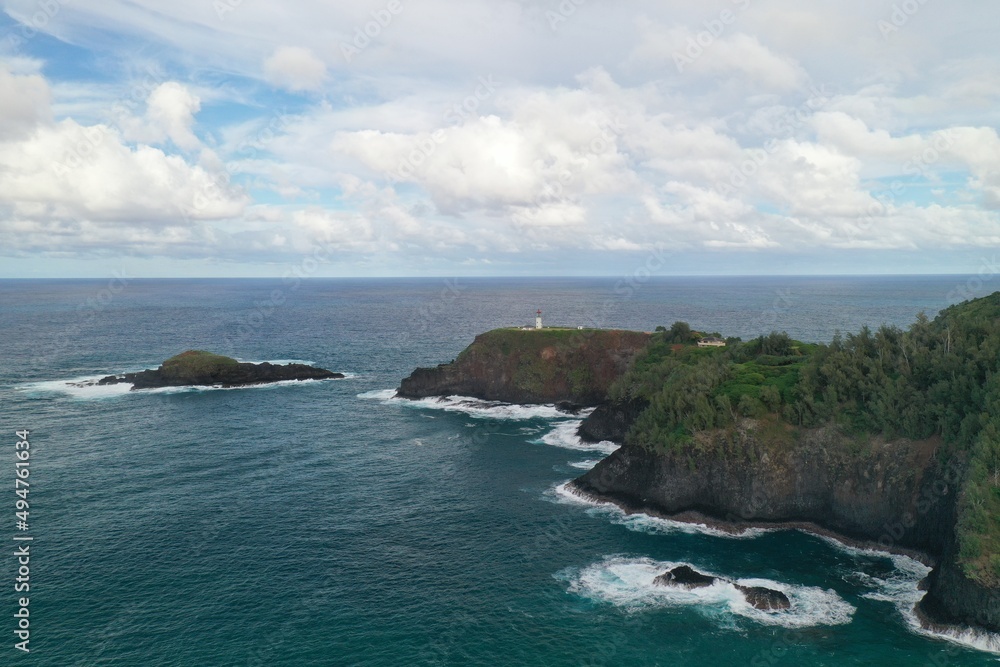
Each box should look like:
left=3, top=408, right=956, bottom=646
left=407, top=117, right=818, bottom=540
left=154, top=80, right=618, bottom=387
left=2, top=275, right=1000, bottom=666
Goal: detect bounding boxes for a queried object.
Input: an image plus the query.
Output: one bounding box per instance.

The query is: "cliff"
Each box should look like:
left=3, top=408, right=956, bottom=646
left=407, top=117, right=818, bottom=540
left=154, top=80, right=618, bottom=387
left=397, top=302, right=1000, bottom=636
left=578, top=398, right=648, bottom=443
left=570, top=423, right=1000, bottom=633
left=397, top=328, right=651, bottom=405
left=98, top=350, right=343, bottom=389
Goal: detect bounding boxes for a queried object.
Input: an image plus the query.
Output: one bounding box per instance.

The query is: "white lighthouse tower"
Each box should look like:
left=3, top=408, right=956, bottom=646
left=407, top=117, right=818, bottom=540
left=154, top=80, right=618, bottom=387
left=535, top=309, right=543, bottom=329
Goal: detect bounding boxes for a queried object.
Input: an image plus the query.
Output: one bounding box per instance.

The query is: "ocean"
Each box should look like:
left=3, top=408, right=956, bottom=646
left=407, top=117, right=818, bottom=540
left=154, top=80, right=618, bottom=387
left=2, top=275, right=999, bottom=666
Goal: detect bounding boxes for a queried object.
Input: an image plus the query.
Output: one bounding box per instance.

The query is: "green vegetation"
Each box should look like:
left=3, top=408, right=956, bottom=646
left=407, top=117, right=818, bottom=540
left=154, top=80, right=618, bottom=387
left=616, top=297, right=1000, bottom=585
left=610, top=327, right=809, bottom=451
left=160, top=350, right=239, bottom=380
left=446, top=326, right=651, bottom=404
left=458, top=328, right=603, bottom=362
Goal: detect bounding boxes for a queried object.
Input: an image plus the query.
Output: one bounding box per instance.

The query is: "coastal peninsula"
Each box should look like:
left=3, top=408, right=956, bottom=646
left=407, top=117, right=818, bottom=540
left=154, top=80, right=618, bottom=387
left=398, top=299, right=1000, bottom=637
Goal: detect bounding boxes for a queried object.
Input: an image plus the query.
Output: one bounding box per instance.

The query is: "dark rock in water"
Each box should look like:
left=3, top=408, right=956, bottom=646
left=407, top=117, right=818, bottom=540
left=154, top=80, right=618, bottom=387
left=735, top=584, right=791, bottom=611
left=97, top=350, right=343, bottom=390
left=653, top=566, right=790, bottom=611
left=556, top=401, right=585, bottom=415
left=653, top=565, right=717, bottom=589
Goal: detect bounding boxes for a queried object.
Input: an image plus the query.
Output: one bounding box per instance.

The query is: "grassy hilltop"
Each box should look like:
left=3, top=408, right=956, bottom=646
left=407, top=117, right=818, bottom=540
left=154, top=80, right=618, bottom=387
left=398, top=326, right=651, bottom=405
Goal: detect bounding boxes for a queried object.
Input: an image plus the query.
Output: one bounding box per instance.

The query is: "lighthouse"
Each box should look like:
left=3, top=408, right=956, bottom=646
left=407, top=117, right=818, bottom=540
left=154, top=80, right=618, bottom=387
left=535, top=309, right=543, bottom=329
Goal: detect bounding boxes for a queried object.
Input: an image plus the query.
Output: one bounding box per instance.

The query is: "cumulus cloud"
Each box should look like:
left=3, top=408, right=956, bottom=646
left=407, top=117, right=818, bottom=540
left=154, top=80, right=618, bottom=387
left=3, top=1, right=1000, bottom=271
left=263, top=46, right=327, bottom=92
left=0, top=63, right=247, bottom=257
left=0, top=65, right=51, bottom=140
left=122, top=82, right=202, bottom=151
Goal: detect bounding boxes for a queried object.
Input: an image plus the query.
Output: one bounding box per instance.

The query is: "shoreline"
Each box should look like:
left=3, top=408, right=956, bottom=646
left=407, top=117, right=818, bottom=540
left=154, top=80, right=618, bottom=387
left=564, top=479, right=1000, bottom=652
left=564, top=479, right=937, bottom=565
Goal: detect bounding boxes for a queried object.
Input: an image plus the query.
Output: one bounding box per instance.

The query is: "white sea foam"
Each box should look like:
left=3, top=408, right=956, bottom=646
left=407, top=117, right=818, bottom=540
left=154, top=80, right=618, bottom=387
left=21, top=376, right=134, bottom=400
left=144, top=378, right=331, bottom=394
left=811, top=534, right=1000, bottom=654
left=569, top=459, right=602, bottom=470
left=356, top=390, right=576, bottom=420
left=531, top=420, right=618, bottom=454
left=846, top=551, right=1000, bottom=654
left=561, top=556, right=855, bottom=628
left=240, top=358, right=315, bottom=366
left=357, top=389, right=398, bottom=400
left=21, top=374, right=333, bottom=399
left=550, top=481, right=771, bottom=539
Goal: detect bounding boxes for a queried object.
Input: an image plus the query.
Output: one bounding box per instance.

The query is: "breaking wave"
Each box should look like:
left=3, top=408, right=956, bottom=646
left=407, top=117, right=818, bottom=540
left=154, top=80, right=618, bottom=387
left=559, top=555, right=855, bottom=628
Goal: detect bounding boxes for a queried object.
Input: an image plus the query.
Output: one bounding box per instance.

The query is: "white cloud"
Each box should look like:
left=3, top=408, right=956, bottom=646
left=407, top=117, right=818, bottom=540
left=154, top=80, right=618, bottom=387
left=3, top=1, right=1000, bottom=273
left=263, top=46, right=326, bottom=92
left=0, top=63, right=247, bottom=256
left=0, top=65, right=51, bottom=140
left=630, top=20, right=807, bottom=91
left=121, top=81, right=202, bottom=151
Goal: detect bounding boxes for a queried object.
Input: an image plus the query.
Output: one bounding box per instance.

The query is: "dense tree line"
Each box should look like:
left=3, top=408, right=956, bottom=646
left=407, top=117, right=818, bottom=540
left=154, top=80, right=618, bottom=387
left=617, top=295, right=1000, bottom=584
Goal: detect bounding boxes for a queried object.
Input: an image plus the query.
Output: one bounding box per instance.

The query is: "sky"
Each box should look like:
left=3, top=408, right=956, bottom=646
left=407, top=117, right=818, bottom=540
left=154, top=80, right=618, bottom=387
left=0, top=0, right=999, bottom=278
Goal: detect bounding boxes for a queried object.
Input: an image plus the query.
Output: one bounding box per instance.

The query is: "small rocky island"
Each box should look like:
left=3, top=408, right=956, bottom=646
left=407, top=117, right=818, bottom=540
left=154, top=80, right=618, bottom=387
left=97, top=350, right=343, bottom=390
left=654, top=565, right=791, bottom=611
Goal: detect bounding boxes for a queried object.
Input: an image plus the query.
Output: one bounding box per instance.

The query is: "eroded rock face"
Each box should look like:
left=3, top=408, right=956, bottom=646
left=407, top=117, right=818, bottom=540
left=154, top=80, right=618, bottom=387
left=397, top=328, right=651, bottom=405
left=574, top=428, right=955, bottom=560
left=577, top=398, right=648, bottom=443
left=653, top=565, right=718, bottom=589
left=570, top=427, right=1000, bottom=632
left=735, top=585, right=791, bottom=611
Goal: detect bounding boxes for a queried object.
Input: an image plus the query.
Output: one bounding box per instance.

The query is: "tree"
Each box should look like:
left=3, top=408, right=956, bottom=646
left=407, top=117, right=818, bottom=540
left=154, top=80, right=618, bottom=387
left=760, top=385, right=781, bottom=411
left=669, top=321, right=692, bottom=343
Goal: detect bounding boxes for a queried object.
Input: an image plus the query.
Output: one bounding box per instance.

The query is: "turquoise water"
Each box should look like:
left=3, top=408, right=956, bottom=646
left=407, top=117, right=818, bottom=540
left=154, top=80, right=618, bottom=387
left=2, top=276, right=998, bottom=665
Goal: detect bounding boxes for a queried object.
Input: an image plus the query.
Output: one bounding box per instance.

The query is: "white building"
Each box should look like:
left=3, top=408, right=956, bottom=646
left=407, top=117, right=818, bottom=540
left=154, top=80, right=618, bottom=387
left=535, top=309, right=543, bottom=329
left=697, top=336, right=726, bottom=347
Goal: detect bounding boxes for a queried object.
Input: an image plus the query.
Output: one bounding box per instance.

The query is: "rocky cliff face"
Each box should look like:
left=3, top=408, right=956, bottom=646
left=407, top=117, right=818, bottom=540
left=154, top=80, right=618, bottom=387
left=397, top=328, right=650, bottom=405
left=922, top=545, right=1000, bottom=633
left=570, top=423, right=1000, bottom=633
left=578, top=398, right=647, bottom=443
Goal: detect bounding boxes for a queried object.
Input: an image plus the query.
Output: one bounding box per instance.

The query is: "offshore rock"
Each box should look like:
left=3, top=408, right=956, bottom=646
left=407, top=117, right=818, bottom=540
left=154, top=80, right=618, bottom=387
left=653, top=565, right=717, bottom=589
left=97, top=350, right=343, bottom=390
left=653, top=565, right=791, bottom=611
left=735, top=585, right=791, bottom=611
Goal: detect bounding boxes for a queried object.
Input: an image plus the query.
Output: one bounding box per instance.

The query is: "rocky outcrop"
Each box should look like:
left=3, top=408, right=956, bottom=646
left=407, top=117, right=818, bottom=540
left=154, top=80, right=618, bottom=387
left=653, top=565, right=716, bottom=589
left=735, top=585, right=791, bottom=611
left=574, top=425, right=956, bottom=554
left=397, top=328, right=650, bottom=405
left=569, top=423, right=1000, bottom=632
left=921, top=547, right=1000, bottom=632
left=653, top=565, right=790, bottom=611
left=97, top=350, right=342, bottom=390
left=578, top=398, right=647, bottom=443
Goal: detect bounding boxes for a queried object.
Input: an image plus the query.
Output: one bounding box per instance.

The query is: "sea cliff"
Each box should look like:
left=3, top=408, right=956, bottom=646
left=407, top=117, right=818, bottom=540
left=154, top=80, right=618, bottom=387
left=398, top=302, right=1000, bottom=638
left=397, top=328, right=650, bottom=405
left=570, top=422, right=1000, bottom=635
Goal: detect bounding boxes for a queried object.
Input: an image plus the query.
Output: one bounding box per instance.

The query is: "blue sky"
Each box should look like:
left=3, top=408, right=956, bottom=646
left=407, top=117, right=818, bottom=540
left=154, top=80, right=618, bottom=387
left=1, top=1, right=999, bottom=278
